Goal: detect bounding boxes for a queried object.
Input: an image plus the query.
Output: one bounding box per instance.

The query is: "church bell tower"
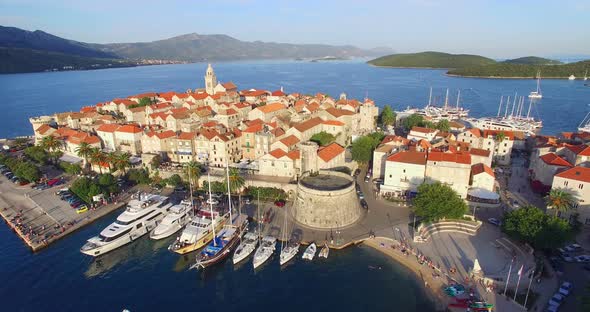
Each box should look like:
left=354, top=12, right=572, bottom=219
left=204, top=63, right=217, bottom=95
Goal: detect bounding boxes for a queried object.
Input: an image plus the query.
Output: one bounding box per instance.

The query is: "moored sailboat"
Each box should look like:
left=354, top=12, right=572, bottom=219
left=253, top=235, right=277, bottom=269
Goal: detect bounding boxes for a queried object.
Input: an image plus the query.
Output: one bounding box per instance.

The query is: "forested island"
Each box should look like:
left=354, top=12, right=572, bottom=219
left=368, top=51, right=590, bottom=79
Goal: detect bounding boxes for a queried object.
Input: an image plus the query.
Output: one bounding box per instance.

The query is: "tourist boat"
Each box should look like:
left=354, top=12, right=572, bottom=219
left=169, top=210, right=229, bottom=254
left=81, top=193, right=172, bottom=257
left=252, top=235, right=277, bottom=269
left=528, top=71, right=543, bottom=99
left=568, top=75, right=576, bottom=80
left=149, top=199, right=195, bottom=240
left=396, top=88, right=469, bottom=122
left=302, top=243, right=317, bottom=261
left=190, top=215, right=249, bottom=270
left=464, top=95, right=542, bottom=136
left=233, top=232, right=259, bottom=264
left=318, top=243, right=329, bottom=259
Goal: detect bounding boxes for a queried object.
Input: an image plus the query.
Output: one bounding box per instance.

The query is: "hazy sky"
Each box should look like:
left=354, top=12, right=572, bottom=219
left=1, top=0, right=589, bottom=58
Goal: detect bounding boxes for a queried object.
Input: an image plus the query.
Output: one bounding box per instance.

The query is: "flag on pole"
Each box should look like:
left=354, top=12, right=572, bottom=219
left=514, top=265, right=524, bottom=301
left=517, top=265, right=523, bottom=276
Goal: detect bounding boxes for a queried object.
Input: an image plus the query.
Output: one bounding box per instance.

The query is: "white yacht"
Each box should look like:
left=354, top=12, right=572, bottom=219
left=529, top=71, right=543, bottom=99
left=569, top=75, right=576, bottom=80
left=81, top=193, right=172, bottom=257
left=169, top=210, right=229, bottom=254
left=396, top=88, right=469, bottom=122
left=149, top=199, right=195, bottom=240
left=252, top=235, right=277, bottom=269
left=302, top=243, right=317, bottom=261
left=279, top=240, right=300, bottom=265
left=577, top=111, right=590, bottom=133
left=233, top=232, right=258, bottom=264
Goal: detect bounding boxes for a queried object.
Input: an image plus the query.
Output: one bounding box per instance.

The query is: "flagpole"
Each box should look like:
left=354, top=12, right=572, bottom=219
left=513, top=265, right=524, bottom=301
left=523, top=269, right=535, bottom=308
left=503, top=257, right=514, bottom=296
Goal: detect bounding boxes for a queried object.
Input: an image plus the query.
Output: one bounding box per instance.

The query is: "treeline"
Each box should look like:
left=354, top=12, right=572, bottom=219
left=448, top=60, right=590, bottom=78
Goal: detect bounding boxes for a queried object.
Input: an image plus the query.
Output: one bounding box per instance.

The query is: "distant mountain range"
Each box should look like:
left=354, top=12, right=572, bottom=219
left=0, top=25, right=392, bottom=73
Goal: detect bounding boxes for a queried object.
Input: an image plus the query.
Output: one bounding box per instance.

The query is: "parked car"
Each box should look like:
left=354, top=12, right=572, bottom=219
left=71, top=201, right=83, bottom=208
left=574, top=255, right=590, bottom=263
left=47, top=178, right=63, bottom=187
left=561, top=253, right=575, bottom=263
left=360, top=199, right=368, bottom=209
left=564, top=244, right=582, bottom=252
left=548, top=293, right=564, bottom=307
left=274, top=199, right=286, bottom=207
left=546, top=304, right=559, bottom=312
left=55, top=188, right=69, bottom=195
left=487, top=218, right=501, bottom=226
left=559, top=282, right=572, bottom=297
left=358, top=192, right=365, bottom=199
left=76, top=205, right=88, bottom=214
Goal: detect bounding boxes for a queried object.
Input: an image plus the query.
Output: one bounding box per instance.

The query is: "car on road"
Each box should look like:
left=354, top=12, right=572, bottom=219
left=564, top=244, right=582, bottom=252
left=76, top=205, right=88, bottom=214
left=47, top=178, right=63, bottom=187
left=487, top=218, right=501, bottom=226
left=360, top=199, right=368, bottom=209
left=560, top=253, right=575, bottom=263
left=548, top=293, right=565, bottom=307
left=358, top=192, right=365, bottom=199
left=574, top=255, right=590, bottom=263
left=512, top=200, right=520, bottom=208
left=558, top=282, right=572, bottom=297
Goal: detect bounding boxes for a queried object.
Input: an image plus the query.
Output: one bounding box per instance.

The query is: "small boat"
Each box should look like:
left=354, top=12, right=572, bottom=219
left=319, top=243, right=329, bottom=259
left=302, top=243, right=317, bottom=261
left=568, top=74, right=576, bottom=80
left=150, top=199, right=194, bottom=240
left=190, top=215, right=248, bottom=270
left=528, top=70, right=542, bottom=99
left=233, top=232, right=258, bottom=264
left=253, top=236, right=277, bottom=269
left=279, top=240, right=300, bottom=266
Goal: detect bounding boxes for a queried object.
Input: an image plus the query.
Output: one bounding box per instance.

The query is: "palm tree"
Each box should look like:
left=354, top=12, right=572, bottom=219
left=185, top=161, right=202, bottom=188
left=546, top=188, right=575, bottom=217
left=227, top=167, right=245, bottom=193
left=105, top=151, right=118, bottom=173
left=89, top=148, right=106, bottom=174
left=41, top=136, right=63, bottom=164
left=75, top=142, right=93, bottom=170
left=114, top=152, right=131, bottom=175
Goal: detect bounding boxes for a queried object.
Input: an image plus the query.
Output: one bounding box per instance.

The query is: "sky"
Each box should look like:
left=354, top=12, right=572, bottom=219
left=1, top=0, right=589, bottom=58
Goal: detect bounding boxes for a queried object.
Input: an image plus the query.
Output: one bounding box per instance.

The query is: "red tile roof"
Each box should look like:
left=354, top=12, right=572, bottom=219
left=427, top=151, right=471, bottom=165
left=269, top=148, right=287, bottom=159
left=483, top=129, right=515, bottom=140
left=67, top=132, right=100, bottom=145
left=192, top=92, right=210, bottom=100
left=471, top=163, right=494, bottom=177
left=411, top=126, right=437, bottom=134
left=286, top=149, right=300, bottom=160
left=222, top=82, right=237, bottom=90
left=540, top=153, right=573, bottom=167
left=97, top=124, right=119, bottom=133
left=465, top=128, right=482, bottom=138
left=115, top=124, right=142, bottom=134
left=271, top=90, right=286, bottom=96
left=280, top=135, right=300, bottom=147
left=243, top=123, right=264, bottom=133
left=386, top=151, right=427, bottom=165
left=381, top=135, right=409, bottom=146
left=255, top=102, right=286, bottom=114
left=293, top=117, right=324, bottom=132
left=566, top=144, right=590, bottom=156
left=469, top=148, right=491, bottom=157
left=555, top=166, right=590, bottom=183
left=325, top=107, right=355, bottom=118
left=322, top=120, right=345, bottom=126
left=317, top=143, right=345, bottom=162
left=177, top=132, right=196, bottom=140
left=35, top=124, right=54, bottom=134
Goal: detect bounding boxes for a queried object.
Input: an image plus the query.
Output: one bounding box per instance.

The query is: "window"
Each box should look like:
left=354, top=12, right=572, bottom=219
left=403, top=169, right=406, bottom=173
left=504, top=143, right=507, bottom=147
left=579, top=184, right=584, bottom=190
left=564, top=181, right=569, bottom=186
left=136, top=223, right=143, bottom=229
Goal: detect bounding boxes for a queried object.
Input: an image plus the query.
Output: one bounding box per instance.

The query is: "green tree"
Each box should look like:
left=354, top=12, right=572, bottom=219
left=403, top=114, right=425, bottom=130
left=64, top=163, right=82, bottom=175
left=41, top=136, right=63, bottom=164
left=127, top=168, right=151, bottom=185
left=351, top=136, right=376, bottom=164
left=502, top=205, right=574, bottom=249
left=98, top=173, right=119, bottom=195
left=413, top=182, right=468, bottom=222
left=185, top=161, right=202, bottom=188
left=379, top=104, right=396, bottom=127
left=310, top=131, right=336, bottom=146
left=138, top=97, right=152, bottom=107
left=495, top=132, right=506, bottom=142
left=24, top=145, right=48, bottom=164
left=14, top=161, right=41, bottom=182
left=89, top=148, right=106, bottom=174
left=75, top=142, right=94, bottom=170
left=546, top=188, right=575, bottom=217
left=435, top=119, right=450, bottom=132
left=150, top=154, right=163, bottom=170
left=114, top=152, right=131, bottom=174
left=227, top=167, right=245, bottom=193
left=167, top=174, right=183, bottom=187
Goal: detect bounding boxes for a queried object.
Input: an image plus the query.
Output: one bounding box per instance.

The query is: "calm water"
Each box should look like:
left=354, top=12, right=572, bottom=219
left=1, top=60, right=590, bottom=311
left=1, top=59, right=590, bottom=138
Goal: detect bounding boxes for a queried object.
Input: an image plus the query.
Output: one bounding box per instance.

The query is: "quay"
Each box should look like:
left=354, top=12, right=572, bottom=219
left=0, top=175, right=132, bottom=252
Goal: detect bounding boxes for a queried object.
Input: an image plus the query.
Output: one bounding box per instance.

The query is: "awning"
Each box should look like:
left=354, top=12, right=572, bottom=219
left=59, top=154, right=83, bottom=164
left=467, top=188, right=499, bottom=200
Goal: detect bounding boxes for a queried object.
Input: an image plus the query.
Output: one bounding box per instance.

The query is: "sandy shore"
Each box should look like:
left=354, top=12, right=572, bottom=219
left=364, top=237, right=458, bottom=311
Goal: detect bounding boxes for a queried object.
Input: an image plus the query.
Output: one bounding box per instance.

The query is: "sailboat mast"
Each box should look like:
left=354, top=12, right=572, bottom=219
left=207, top=172, right=216, bottom=246
left=537, top=71, right=541, bottom=93
left=504, top=96, right=510, bottom=118
left=225, top=160, right=233, bottom=224
left=427, top=87, right=432, bottom=107
left=526, top=98, right=533, bottom=119
left=187, top=165, right=195, bottom=213
left=257, top=190, right=261, bottom=241
left=456, top=90, right=460, bottom=110
left=497, top=96, right=504, bottom=117
left=510, top=92, right=517, bottom=118
left=444, top=88, right=449, bottom=110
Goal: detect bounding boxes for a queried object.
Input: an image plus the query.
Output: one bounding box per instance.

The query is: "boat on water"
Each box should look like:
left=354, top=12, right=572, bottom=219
left=279, top=240, right=300, bottom=265
left=577, top=111, right=590, bottom=133
left=396, top=88, right=469, bottom=122
left=584, top=70, right=588, bottom=81
left=190, top=215, right=249, bottom=270
left=149, top=199, right=195, bottom=240
left=233, top=232, right=259, bottom=264
left=169, top=209, right=229, bottom=254
left=319, top=243, right=329, bottom=259
left=253, top=235, right=277, bottom=269
left=302, top=243, right=317, bottom=261
left=569, top=75, right=576, bottom=80
left=81, top=193, right=172, bottom=257
left=528, top=71, right=543, bottom=99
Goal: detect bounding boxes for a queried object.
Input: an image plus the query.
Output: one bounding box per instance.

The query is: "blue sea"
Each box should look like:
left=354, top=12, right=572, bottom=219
left=1, top=59, right=590, bottom=311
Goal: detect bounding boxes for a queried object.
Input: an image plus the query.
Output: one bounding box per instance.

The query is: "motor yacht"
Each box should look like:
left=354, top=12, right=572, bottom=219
left=81, top=193, right=172, bottom=257
left=302, top=242, right=317, bottom=261
left=149, top=199, right=195, bottom=240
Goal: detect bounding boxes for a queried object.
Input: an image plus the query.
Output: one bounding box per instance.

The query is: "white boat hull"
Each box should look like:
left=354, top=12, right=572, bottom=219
left=279, top=246, right=299, bottom=266
left=149, top=223, right=183, bottom=240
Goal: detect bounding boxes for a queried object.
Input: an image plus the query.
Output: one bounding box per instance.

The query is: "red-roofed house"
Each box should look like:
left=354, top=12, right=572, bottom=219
left=96, top=123, right=120, bottom=151
left=425, top=151, right=472, bottom=198
left=247, top=103, right=287, bottom=122
left=381, top=151, right=427, bottom=196
left=33, top=124, right=56, bottom=144
left=408, top=127, right=438, bottom=141
left=287, top=117, right=325, bottom=141
left=258, top=148, right=300, bottom=177
left=141, top=130, right=176, bottom=155
left=317, top=143, right=345, bottom=169
left=562, top=144, right=590, bottom=167
left=214, top=108, right=240, bottom=128
left=114, top=124, right=143, bottom=155
left=468, top=147, right=493, bottom=167
left=470, top=163, right=495, bottom=192
left=270, top=134, right=300, bottom=152
left=530, top=152, right=573, bottom=188
left=552, top=166, right=590, bottom=224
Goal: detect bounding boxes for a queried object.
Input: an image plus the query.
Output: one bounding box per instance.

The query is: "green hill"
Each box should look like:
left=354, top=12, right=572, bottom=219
left=502, top=56, right=562, bottom=65
left=447, top=60, right=590, bottom=78
left=367, top=51, right=496, bottom=68
left=0, top=47, right=136, bottom=74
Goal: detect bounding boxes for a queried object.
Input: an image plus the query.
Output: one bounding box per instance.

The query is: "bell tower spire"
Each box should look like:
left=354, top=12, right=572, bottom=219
left=204, top=63, right=217, bottom=94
